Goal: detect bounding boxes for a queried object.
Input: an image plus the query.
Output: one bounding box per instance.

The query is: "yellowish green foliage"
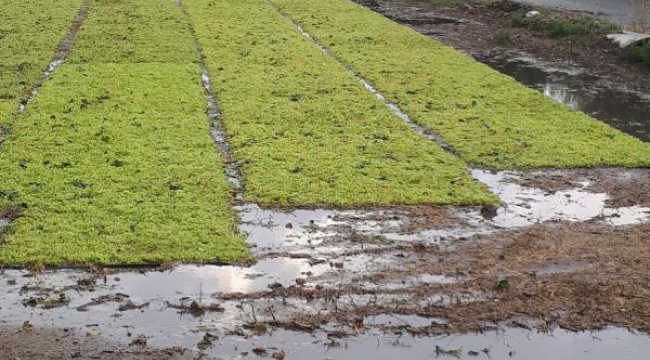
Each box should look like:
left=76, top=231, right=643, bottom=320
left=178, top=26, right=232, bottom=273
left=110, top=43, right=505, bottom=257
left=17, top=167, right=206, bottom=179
left=182, top=0, right=497, bottom=206
left=67, top=0, right=197, bottom=64
left=0, top=0, right=249, bottom=265
left=0, top=0, right=82, bottom=117
left=271, top=0, right=650, bottom=168
left=0, top=101, right=14, bottom=123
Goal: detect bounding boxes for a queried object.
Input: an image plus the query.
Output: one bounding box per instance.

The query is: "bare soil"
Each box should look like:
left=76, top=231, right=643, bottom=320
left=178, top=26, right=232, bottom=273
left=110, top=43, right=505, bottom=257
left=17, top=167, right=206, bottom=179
left=0, top=327, right=205, bottom=360
left=417, top=221, right=650, bottom=333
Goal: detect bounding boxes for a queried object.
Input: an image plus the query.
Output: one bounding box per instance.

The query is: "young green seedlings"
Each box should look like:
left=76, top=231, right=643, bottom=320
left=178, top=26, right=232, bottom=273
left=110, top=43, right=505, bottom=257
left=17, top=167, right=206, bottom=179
left=271, top=0, right=650, bottom=168
left=183, top=0, right=497, bottom=207
left=0, top=0, right=248, bottom=265
left=0, top=0, right=83, bottom=117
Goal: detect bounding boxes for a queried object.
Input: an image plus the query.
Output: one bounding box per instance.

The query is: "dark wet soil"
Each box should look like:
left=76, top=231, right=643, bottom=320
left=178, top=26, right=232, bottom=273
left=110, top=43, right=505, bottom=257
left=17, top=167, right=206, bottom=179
left=409, top=221, right=650, bottom=333
left=0, top=327, right=204, bottom=360
left=0, top=206, right=23, bottom=222
left=55, top=0, right=90, bottom=60
left=476, top=53, right=650, bottom=141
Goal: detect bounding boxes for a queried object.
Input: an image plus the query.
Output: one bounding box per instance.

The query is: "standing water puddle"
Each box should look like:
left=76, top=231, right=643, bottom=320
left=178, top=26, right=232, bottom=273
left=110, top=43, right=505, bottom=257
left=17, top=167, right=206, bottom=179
left=472, top=169, right=650, bottom=227
left=476, top=52, right=650, bottom=141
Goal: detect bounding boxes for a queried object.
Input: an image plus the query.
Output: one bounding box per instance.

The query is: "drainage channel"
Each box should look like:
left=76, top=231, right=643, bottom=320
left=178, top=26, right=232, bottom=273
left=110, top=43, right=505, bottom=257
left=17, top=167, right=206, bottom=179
left=177, top=0, right=245, bottom=200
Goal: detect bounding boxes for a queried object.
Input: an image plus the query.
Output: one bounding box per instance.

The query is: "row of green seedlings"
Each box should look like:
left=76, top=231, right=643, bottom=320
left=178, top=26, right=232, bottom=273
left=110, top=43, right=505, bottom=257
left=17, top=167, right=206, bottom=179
left=182, top=0, right=497, bottom=207
left=0, top=0, right=249, bottom=265
left=270, top=0, right=650, bottom=169
left=0, top=0, right=83, bottom=125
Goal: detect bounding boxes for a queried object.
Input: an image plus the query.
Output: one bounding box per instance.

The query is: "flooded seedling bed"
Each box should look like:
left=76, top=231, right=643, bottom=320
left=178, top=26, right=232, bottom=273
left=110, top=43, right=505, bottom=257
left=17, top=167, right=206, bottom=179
left=3, top=0, right=650, bottom=358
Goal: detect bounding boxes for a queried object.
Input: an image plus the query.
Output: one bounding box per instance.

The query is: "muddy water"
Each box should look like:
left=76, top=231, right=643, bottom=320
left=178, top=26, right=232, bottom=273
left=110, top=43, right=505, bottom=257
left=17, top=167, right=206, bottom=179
left=513, top=0, right=640, bottom=24
left=140, top=325, right=650, bottom=359
left=477, top=53, right=650, bottom=142
left=262, top=327, right=650, bottom=360
left=473, top=169, right=650, bottom=226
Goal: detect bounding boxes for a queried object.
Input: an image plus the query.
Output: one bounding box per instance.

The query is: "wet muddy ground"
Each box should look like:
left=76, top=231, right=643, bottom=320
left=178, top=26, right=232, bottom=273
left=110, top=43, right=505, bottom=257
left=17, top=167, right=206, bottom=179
left=476, top=53, right=650, bottom=141
left=2, top=166, right=650, bottom=359
left=3, top=0, right=650, bottom=359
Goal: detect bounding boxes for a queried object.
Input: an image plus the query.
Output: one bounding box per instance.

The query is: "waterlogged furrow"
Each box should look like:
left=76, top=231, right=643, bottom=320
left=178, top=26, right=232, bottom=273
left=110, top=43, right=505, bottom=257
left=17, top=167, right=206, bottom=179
left=0, top=0, right=248, bottom=265
left=271, top=0, right=650, bottom=169
left=183, top=0, right=497, bottom=206
left=0, top=0, right=82, bottom=119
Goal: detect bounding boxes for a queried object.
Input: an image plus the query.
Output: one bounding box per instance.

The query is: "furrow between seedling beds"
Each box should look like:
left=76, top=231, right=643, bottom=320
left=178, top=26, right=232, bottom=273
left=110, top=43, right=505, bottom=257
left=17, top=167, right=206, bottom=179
left=182, top=0, right=497, bottom=206
left=270, top=0, right=650, bottom=169
left=0, top=0, right=249, bottom=265
left=0, top=0, right=83, bottom=122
